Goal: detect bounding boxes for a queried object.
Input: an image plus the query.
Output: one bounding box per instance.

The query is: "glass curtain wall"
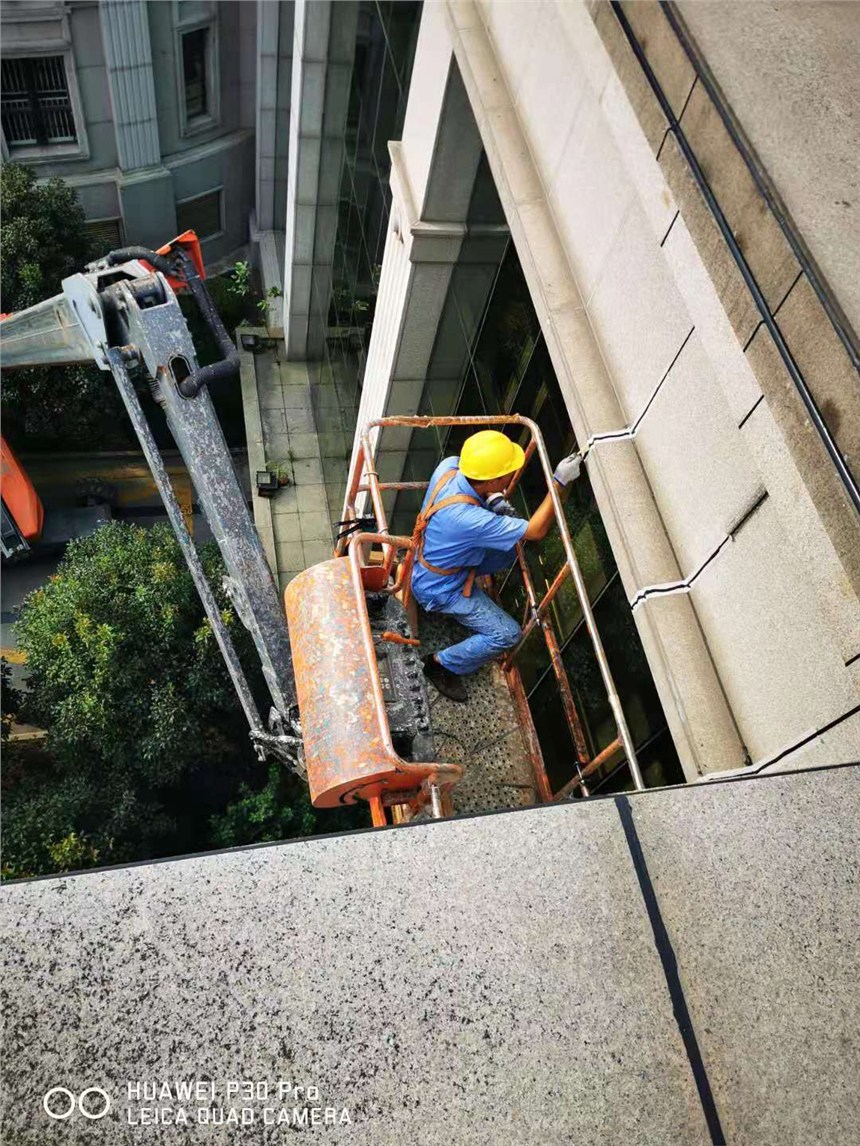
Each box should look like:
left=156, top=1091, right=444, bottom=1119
left=391, top=162, right=684, bottom=796
left=306, top=1, right=422, bottom=522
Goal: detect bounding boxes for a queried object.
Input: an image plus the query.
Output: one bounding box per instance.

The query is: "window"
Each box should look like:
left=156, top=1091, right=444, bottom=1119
left=174, top=1, right=219, bottom=137
left=181, top=27, right=209, bottom=121
left=1, top=56, right=77, bottom=147
left=176, top=188, right=222, bottom=241
left=85, top=218, right=124, bottom=254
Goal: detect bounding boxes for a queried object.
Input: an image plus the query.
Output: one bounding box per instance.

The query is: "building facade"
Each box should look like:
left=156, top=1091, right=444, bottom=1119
left=0, top=0, right=257, bottom=262
left=320, top=1, right=860, bottom=791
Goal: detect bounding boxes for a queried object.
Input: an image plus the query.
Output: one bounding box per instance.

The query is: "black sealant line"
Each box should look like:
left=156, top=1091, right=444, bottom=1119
left=737, top=394, right=764, bottom=431
left=746, top=701, right=860, bottom=775
left=659, top=209, right=679, bottom=247
left=660, top=1, right=860, bottom=372
left=610, top=1, right=860, bottom=519
left=616, top=795, right=727, bottom=1144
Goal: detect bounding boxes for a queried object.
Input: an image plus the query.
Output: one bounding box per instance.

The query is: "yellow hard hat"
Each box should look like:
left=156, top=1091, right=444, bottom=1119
left=459, top=430, right=526, bottom=482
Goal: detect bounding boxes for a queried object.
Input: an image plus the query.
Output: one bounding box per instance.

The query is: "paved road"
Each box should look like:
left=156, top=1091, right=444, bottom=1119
left=1, top=449, right=252, bottom=681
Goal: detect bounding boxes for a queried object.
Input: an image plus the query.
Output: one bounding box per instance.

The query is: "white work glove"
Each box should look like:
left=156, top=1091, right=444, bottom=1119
left=486, top=493, right=519, bottom=518
left=553, top=451, right=582, bottom=487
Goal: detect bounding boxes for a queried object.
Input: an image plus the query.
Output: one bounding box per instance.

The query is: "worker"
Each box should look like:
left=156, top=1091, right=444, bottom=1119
left=412, top=429, right=582, bottom=702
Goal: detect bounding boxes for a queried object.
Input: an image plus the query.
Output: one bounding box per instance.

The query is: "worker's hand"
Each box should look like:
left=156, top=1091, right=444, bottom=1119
left=552, top=451, right=582, bottom=487
left=486, top=493, right=518, bottom=518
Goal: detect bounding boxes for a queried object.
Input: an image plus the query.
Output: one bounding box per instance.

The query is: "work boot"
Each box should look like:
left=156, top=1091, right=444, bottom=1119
left=422, top=654, right=468, bottom=703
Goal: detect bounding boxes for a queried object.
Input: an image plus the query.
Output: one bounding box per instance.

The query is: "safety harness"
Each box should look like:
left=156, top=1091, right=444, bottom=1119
left=406, top=468, right=483, bottom=602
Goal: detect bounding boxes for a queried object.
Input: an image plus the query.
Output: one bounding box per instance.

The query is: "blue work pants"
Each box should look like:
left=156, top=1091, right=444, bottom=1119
left=430, top=588, right=522, bottom=676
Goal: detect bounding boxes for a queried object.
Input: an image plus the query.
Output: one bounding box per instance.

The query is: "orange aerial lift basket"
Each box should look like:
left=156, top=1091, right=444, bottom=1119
left=284, top=414, right=645, bottom=828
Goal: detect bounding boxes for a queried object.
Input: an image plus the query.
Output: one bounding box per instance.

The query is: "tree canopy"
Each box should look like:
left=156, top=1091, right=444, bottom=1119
left=0, top=162, right=132, bottom=450
left=2, top=522, right=366, bottom=880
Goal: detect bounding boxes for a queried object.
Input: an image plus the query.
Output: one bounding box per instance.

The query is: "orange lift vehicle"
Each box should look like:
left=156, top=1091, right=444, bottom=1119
left=0, top=233, right=642, bottom=825
left=0, top=436, right=43, bottom=559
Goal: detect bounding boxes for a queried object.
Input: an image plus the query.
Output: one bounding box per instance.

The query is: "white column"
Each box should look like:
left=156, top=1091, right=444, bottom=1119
left=100, top=0, right=161, bottom=171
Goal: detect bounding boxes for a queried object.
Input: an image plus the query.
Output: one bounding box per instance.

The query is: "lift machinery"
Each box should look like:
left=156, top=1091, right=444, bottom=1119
left=0, top=233, right=643, bottom=824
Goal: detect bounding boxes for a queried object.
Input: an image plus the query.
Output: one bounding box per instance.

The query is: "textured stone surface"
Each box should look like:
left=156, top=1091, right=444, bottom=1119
left=658, top=130, right=762, bottom=347
left=745, top=324, right=860, bottom=602
left=676, top=0, right=860, bottom=342
left=661, top=213, right=762, bottom=425
left=549, top=91, right=635, bottom=303
left=512, top=0, right=588, bottom=187
left=739, top=394, right=860, bottom=666
left=775, top=274, right=860, bottom=484
left=763, top=709, right=860, bottom=773
left=632, top=590, right=745, bottom=779
left=592, top=0, right=668, bottom=153
left=619, top=0, right=695, bottom=117
left=679, top=81, right=800, bottom=321
left=633, top=330, right=764, bottom=575
left=691, top=495, right=857, bottom=763
left=631, top=766, right=860, bottom=1145
left=1, top=801, right=707, bottom=1145
left=587, top=200, right=692, bottom=422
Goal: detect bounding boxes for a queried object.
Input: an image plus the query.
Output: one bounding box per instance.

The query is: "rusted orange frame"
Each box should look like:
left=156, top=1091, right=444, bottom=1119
left=345, top=530, right=463, bottom=826
left=338, top=414, right=645, bottom=797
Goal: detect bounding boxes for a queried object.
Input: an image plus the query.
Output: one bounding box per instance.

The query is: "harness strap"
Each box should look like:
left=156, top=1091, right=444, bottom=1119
left=407, top=469, right=482, bottom=600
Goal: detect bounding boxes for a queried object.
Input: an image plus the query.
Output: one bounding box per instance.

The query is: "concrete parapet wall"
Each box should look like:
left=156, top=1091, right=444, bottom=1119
left=2, top=765, right=858, bottom=1143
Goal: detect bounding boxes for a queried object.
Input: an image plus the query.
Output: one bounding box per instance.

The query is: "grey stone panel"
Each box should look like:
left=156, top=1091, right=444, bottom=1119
left=0, top=800, right=707, bottom=1145
left=422, top=59, right=488, bottom=222
left=675, top=0, right=860, bottom=344
left=74, top=64, right=114, bottom=128
left=775, top=275, right=860, bottom=487
left=118, top=169, right=176, bottom=250
left=629, top=765, right=860, bottom=1145
left=690, top=494, right=857, bottom=764
left=618, top=1, right=695, bottom=118
left=74, top=180, right=122, bottom=221
left=592, top=0, right=669, bottom=153
left=69, top=2, right=108, bottom=69
left=80, top=120, right=120, bottom=170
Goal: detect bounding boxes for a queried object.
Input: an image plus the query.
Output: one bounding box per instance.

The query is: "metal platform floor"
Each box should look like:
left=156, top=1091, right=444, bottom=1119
left=418, top=610, right=538, bottom=817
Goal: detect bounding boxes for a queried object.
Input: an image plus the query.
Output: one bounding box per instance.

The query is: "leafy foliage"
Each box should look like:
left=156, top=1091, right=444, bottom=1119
left=0, top=660, right=23, bottom=745
left=1, top=163, right=93, bottom=312
left=1, top=522, right=367, bottom=880
left=0, top=162, right=132, bottom=450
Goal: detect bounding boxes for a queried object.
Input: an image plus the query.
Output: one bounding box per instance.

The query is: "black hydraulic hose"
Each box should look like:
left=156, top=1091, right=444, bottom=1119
left=610, top=1, right=860, bottom=518
left=106, top=244, right=240, bottom=399
left=106, top=245, right=175, bottom=278
left=170, top=248, right=240, bottom=397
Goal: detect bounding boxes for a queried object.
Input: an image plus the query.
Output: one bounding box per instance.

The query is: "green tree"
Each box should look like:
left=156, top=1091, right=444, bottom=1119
left=0, top=659, right=23, bottom=745
left=1, top=521, right=366, bottom=880
left=0, top=162, right=131, bottom=450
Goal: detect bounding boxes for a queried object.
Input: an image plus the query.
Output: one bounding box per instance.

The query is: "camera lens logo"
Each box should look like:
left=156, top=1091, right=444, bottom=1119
left=43, top=1087, right=111, bottom=1120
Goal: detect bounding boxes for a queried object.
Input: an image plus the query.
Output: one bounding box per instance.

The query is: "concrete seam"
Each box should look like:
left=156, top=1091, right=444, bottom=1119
left=628, top=486, right=769, bottom=610
left=746, top=701, right=860, bottom=775
left=616, top=795, right=726, bottom=1144
left=737, top=394, right=764, bottom=430
left=659, top=209, right=680, bottom=248
left=582, top=326, right=695, bottom=456
left=629, top=532, right=731, bottom=610
left=772, top=269, right=804, bottom=318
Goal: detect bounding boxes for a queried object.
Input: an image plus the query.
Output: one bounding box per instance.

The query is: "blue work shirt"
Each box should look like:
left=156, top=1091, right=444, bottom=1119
left=411, top=456, right=528, bottom=610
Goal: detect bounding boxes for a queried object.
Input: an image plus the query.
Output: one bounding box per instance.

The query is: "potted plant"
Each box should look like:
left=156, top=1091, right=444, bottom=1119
left=266, top=459, right=292, bottom=488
